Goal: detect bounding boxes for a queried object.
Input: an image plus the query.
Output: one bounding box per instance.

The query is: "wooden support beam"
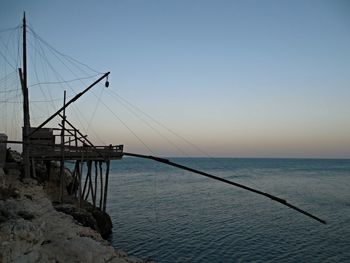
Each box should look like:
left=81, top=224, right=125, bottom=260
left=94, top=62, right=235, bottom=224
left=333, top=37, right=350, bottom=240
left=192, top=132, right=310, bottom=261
left=31, top=158, right=36, bottom=178
left=94, top=161, right=98, bottom=208
left=102, top=160, right=110, bottom=212
left=59, top=90, right=67, bottom=203
left=70, top=160, right=80, bottom=196
left=28, top=72, right=110, bottom=138
left=20, top=13, right=31, bottom=178
left=82, top=167, right=89, bottom=199
left=86, top=161, right=94, bottom=203
left=45, top=161, right=51, bottom=181
left=79, top=159, right=83, bottom=208
left=99, top=161, right=103, bottom=210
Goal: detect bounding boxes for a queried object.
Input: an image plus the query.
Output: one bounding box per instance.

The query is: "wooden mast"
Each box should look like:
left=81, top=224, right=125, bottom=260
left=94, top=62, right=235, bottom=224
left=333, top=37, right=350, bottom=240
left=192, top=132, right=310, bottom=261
left=19, top=12, right=31, bottom=177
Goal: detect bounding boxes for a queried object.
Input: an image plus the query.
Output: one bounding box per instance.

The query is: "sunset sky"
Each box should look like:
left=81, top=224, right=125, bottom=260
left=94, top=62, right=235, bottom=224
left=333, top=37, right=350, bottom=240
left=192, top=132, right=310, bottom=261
left=1, top=0, right=350, bottom=158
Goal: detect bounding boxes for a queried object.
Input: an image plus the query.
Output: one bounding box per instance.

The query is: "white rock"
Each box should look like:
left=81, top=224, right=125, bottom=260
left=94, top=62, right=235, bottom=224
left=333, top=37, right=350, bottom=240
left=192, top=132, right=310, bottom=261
left=0, top=166, right=140, bottom=263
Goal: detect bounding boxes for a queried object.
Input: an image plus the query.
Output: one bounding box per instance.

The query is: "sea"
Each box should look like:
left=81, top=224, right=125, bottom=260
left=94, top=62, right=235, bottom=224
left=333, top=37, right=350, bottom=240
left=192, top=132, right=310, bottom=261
left=106, top=158, right=350, bottom=262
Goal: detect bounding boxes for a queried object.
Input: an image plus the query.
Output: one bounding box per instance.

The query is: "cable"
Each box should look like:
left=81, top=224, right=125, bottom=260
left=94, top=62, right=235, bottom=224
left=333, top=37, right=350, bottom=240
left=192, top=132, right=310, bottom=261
left=86, top=84, right=104, bottom=132
left=0, top=48, right=16, bottom=70
left=106, top=89, right=189, bottom=156
left=28, top=26, right=103, bottom=74
left=0, top=70, right=17, bottom=85
left=108, top=89, right=213, bottom=158
left=0, top=26, right=20, bottom=70
left=100, top=100, right=155, bottom=154
left=28, top=27, right=107, bottom=145
left=29, top=74, right=101, bottom=87
left=0, top=25, right=20, bottom=34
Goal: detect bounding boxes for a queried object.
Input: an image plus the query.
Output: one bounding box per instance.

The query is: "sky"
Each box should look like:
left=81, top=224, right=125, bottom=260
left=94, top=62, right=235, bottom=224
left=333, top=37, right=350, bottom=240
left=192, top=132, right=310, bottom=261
left=0, top=0, right=350, bottom=158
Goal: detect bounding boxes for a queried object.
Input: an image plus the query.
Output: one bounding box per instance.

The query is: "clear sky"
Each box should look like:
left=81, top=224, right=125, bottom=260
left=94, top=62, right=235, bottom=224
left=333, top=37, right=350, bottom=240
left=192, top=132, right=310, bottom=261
left=1, top=0, right=350, bottom=158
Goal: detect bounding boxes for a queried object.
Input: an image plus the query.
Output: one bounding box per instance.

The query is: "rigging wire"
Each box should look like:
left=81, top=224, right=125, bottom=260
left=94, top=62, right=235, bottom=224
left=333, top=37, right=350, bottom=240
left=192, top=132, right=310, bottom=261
left=29, top=34, right=51, bottom=117
left=0, top=70, right=17, bottom=85
left=105, top=89, right=264, bottom=191
left=107, top=89, right=213, bottom=158
left=106, top=89, right=189, bottom=157
left=28, top=27, right=107, bottom=145
left=100, top=100, right=155, bottom=154
left=0, top=26, right=20, bottom=70
left=29, top=36, right=57, bottom=110
left=0, top=47, right=16, bottom=70
left=86, top=84, right=105, bottom=132
left=28, top=26, right=103, bottom=74
left=28, top=35, right=85, bottom=129
left=5, top=24, right=193, bottom=157
left=30, top=32, right=108, bottom=146
left=29, top=74, right=102, bottom=87
left=0, top=25, right=20, bottom=34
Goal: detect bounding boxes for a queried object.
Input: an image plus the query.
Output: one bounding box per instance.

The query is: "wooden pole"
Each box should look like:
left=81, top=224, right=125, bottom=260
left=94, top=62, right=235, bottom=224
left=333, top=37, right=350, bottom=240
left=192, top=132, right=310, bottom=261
left=28, top=72, right=110, bottom=138
left=79, top=157, right=84, bottom=208
left=59, top=90, right=66, bottom=202
left=82, top=168, right=89, bottom=198
left=99, top=161, right=103, bottom=209
left=21, top=13, right=31, bottom=178
left=123, top=152, right=327, bottom=225
left=94, top=161, right=98, bottom=207
left=45, top=161, right=51, bottom=181
left=74, top=130, right=78, bottom=147
left=102, top=159, right=110, bottom=212
left=85, top=161, right=94, bottom=203
left=70, top=160, right=80, bottom=196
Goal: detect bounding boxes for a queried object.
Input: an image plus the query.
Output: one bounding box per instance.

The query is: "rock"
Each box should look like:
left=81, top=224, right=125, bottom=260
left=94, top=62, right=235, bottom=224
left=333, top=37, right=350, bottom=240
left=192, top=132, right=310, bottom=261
left=0, top=166, right=134, bottom=263
left=17, top=210, right=35, bottom=220
left=54, top=204, right=99, bottom=231
left=53, top=203, right=113, bottom=239
left=0, top=158, right=147, bottom=263
left=116, top=249, right=128, bottom=258
left=0, top=185, right=20, bottom=200
left=0, top=208, right=10, bottom=223
left=24, top=194, right=33, bottom=200
left=91, top=209, right=113, bottom=238
left=6, top=149, right=22, bottom=163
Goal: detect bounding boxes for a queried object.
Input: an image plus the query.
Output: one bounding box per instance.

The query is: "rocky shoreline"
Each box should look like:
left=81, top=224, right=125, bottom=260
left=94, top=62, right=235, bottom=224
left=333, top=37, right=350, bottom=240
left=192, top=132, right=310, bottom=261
left=0, top=151, right=154, bottom=263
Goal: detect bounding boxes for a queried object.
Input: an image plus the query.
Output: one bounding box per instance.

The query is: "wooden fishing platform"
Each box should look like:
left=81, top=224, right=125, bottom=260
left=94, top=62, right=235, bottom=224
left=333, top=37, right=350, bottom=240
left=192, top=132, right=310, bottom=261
left=27, top=127, right=123, bottom=161
left=0, top=14, right=121, bottom=214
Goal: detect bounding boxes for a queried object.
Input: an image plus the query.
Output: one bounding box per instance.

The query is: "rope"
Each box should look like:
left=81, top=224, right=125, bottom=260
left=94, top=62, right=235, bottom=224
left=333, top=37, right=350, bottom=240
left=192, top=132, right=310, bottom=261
left=29, top=74, right=102, bottom=87
left=28, top=26, right=103, bottom=74
left=107, top=89, right=214, bottom=158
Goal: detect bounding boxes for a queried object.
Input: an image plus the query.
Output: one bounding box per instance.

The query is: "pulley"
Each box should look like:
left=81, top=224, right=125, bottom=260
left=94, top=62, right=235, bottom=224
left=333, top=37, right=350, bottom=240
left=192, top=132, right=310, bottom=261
left=105, top=76, right=109, bottom=88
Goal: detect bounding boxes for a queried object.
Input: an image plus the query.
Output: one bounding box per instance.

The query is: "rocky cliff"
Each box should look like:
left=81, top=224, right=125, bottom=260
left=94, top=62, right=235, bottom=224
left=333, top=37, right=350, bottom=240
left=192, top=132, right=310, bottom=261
left=0, top=153, right=154, bottom=263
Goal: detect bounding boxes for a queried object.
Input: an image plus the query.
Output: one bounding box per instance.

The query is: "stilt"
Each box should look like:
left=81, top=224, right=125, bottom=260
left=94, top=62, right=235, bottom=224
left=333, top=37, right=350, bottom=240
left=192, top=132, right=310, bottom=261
left=85, top=161, right=94, bottom=202
left=59, top=160, right=64, bottom=201
left=82, top=166, right=89, bottom=198
left=94, top=161, right=98, bottom=207
left=99, top=161, right=103, bottom=209
left=103, top=160, right=110, bottom=212
left=79, top=159, right=83, bottom=208
left=59, top=90, right=67, bottom=202
left=70, top=160, right=79, bottom=196
left=31, top=158, right=36, bottom=178
left=45, top=161, right=51, bottom=181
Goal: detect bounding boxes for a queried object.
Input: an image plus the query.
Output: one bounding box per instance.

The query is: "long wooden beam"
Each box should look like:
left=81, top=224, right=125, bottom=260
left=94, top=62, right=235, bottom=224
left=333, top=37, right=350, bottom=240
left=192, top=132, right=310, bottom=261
left=123, top=152, right=326, bottom=225
left=28, top=72, right=110, bottom=138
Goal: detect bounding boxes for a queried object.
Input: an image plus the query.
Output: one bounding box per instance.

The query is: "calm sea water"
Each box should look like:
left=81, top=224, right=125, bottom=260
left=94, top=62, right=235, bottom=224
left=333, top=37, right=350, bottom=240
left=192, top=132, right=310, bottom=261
left=106, top=158, right=350, bottom=262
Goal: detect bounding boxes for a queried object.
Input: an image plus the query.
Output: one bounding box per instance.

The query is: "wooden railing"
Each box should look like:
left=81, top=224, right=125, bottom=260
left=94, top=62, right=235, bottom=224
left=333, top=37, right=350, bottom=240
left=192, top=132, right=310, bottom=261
left=29, top=144, right=123, bottom=161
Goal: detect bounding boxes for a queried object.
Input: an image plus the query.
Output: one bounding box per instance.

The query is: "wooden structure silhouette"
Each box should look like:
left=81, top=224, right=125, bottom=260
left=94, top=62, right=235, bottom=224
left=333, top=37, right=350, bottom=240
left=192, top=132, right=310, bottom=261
left=18, top=13, right=122, bottom=212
